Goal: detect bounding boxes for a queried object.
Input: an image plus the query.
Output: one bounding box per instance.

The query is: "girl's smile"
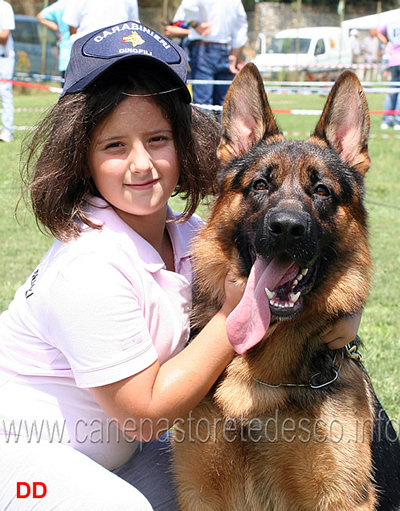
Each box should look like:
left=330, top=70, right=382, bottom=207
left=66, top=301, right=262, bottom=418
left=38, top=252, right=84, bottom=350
left=89, top=95, right=180, bottom=234
left=126, top=178, right=160, bottom=189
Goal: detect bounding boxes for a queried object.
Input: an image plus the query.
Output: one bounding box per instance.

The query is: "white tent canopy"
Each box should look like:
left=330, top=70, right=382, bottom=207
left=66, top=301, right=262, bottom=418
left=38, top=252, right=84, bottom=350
left=342, top=9, right=400, bottom=32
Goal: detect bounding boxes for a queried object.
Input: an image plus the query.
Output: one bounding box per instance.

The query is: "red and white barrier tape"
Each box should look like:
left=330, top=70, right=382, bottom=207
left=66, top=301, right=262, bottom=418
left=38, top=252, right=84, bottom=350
left=281, top=131, right=400, bottom=140
left=194, top=103, right=400, bottom=116
left=3, top=78, right=400, bottom=124
left=0, top=78, right=62, bottom=94
left=273, top=109, right=400, bottom=116
left=3, top=77, right=400, bottom=96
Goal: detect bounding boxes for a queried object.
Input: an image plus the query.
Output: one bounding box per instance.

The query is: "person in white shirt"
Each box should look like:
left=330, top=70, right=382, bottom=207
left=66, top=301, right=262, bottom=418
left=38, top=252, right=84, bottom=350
left=361, top=28, right=380, bottom=80
left=181, top=0, right=248, bottom=109
left=63, top=0, right=139, bottom=43
left=0, top=0, right=15, bottom=143
left=350, top=28, right=362, bottom=63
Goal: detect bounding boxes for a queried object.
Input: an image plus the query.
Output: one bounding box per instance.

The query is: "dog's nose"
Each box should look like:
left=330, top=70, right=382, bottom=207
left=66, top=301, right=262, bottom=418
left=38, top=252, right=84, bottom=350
left=268, top=211, right=307, bottom=243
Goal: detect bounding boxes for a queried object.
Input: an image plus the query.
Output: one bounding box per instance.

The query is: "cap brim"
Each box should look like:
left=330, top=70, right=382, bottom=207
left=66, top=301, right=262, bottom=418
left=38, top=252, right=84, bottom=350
left=62, top=53, right=191, bottom=103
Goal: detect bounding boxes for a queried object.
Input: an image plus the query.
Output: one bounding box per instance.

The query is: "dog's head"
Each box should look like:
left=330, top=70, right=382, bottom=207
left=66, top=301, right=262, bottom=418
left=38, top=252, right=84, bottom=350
left=195, top=64, right=372, bottom=331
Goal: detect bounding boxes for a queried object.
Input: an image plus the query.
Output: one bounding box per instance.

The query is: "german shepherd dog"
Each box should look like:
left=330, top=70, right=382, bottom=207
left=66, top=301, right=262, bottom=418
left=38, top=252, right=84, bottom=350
left=172, top=64, right=400, bottom=510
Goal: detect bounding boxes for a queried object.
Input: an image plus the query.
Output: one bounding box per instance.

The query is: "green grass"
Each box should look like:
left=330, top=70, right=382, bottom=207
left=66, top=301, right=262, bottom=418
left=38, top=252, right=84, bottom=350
left=0, top=89, right=54, bottom=312
left=1, top=86, right=399, bottom=426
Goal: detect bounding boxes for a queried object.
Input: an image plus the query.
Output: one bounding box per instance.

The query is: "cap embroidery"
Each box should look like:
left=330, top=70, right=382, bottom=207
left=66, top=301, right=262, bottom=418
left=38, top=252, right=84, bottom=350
left=83, top=22, right=180, bottom=61
left=92, top=23, right=171, bottom=50
left=122, top=31, right=145, bottom=48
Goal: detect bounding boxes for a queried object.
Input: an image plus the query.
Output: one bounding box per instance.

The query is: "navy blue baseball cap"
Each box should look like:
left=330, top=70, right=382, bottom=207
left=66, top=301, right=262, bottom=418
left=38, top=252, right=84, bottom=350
left=60, top=21, right=191, bottom=103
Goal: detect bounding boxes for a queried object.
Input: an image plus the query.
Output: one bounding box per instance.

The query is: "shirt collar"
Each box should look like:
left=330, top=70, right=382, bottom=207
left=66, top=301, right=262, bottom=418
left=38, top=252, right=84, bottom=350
left=84, top=196, right=191, bottom=274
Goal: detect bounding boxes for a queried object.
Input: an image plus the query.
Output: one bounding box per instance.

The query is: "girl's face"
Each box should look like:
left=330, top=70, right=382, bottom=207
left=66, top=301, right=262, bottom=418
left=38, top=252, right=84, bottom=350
left=89, top=95, right=179, bottom=227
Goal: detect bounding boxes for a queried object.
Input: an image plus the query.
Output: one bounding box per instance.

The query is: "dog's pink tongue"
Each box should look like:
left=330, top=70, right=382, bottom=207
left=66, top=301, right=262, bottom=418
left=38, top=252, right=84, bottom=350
left=226, top=257, right=295, bottom=354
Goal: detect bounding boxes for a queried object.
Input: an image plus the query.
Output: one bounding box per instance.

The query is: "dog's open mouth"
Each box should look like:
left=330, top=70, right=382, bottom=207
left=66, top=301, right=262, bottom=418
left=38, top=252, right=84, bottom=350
left=227, top=255, right=318, bottom=353
left=263, top=255, right=318, bottom=318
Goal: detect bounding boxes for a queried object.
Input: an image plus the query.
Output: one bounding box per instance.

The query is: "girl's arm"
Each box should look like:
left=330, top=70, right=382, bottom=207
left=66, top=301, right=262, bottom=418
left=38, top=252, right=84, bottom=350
left=90, top=276, right=244, bottom=442
left=91, top=276, right=362, bottom=439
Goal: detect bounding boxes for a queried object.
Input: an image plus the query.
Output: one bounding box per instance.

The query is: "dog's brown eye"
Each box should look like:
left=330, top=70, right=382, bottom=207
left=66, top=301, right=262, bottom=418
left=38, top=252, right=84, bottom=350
left=313, top=184, right=331, bottom=197
left=253, top=179, right=268, bottom=191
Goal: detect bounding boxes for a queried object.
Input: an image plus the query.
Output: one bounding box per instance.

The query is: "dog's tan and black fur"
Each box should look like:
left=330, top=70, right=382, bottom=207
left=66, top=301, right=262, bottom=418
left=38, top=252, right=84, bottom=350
left=172, top=65, right=400, bottom=510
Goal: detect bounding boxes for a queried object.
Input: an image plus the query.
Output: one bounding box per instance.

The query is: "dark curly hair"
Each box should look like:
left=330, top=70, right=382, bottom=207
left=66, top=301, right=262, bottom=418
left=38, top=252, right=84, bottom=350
left=20, top=60, right=222, bottom=241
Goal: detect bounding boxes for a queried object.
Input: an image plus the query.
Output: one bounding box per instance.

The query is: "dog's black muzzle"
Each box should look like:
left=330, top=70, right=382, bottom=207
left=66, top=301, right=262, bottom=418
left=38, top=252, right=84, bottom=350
left=267, top=209, right=308, bottom=246
left=255, top=206, right=318, bottom=269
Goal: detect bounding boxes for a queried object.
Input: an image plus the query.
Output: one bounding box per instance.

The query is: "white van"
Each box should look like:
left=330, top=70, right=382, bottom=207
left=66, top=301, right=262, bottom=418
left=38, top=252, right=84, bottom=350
left=253, top=26, right=351, bottom=79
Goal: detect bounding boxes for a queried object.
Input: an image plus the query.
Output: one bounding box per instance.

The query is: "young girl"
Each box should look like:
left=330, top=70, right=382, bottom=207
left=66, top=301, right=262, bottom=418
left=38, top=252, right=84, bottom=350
left=0, top=22, right=360, bottom=510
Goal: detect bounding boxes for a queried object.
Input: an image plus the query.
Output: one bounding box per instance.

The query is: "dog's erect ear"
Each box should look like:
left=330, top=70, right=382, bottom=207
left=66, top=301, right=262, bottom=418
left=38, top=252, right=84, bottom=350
left=311, top=70, right=370, bottom=175
left=217, top=63, right=284, bottom=165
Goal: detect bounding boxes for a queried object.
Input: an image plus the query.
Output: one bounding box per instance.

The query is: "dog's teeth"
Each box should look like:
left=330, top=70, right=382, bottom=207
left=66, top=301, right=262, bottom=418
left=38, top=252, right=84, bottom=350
left=301, top=268, right=309, bottom=276
left=265, top=287, right=275, bottom=300
left=293, top=278, right=299, bottom=286
left=289, top=291, right=301, bottom=303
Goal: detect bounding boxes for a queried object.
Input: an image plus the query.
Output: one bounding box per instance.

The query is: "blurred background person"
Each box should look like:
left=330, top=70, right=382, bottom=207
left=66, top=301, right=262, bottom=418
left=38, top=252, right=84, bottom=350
left=63, top=0, right=139, bottom=44
left=350, top=28, right=361, bottom=63
left=378, top=19, right=400, bottom=129
left=180, top=0, right=247, bottom=113
left=361, top=28, right=380, bottom=81
left=0, top=0, right=15, bottom=143
left=38, top=0, right=71, bottom=84
left=349, top=28, right=363, bottom=79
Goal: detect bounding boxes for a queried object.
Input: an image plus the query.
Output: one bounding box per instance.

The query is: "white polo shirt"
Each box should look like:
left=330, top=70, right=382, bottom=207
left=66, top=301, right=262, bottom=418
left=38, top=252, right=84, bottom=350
left=182, top=0, right=248, bottom=48
left=0, top=197, right=201, bottom=469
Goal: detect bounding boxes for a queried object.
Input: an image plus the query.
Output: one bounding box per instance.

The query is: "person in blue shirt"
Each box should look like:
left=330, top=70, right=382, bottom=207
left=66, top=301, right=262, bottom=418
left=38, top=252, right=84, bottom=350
left=38, top=0, right=71, bottom=82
